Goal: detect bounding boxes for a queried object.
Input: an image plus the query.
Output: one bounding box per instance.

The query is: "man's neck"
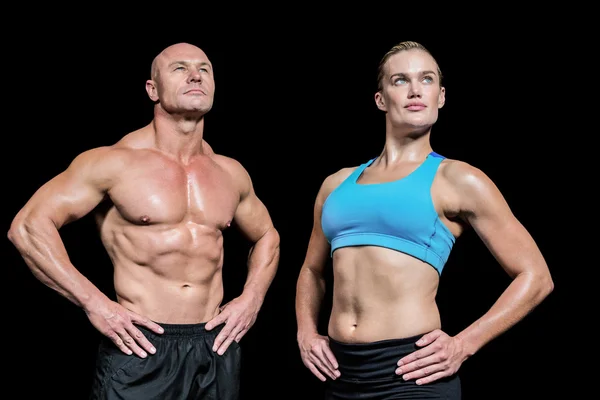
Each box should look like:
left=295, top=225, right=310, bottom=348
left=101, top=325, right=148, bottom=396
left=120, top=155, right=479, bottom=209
left=152, top=109, right=207, bottom=163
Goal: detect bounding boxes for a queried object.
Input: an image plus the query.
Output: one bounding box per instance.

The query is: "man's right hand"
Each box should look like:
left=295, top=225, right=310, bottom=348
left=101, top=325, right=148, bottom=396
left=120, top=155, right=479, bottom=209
left=85, top=300, right=164, bottom=358
left=298, top=332, right=341, bottom=381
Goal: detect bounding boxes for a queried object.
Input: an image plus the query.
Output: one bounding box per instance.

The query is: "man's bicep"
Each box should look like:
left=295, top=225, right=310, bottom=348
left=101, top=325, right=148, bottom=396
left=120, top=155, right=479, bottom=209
left=19, top=154, right=110, bottom=227
left=233, top=191, right=275, bottom=242
left=224, top=157, right=276, bottom=241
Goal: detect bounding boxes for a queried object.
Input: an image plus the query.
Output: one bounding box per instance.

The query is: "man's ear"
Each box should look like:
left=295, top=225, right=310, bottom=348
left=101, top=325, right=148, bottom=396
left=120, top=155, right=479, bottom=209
left=146, top=80, right=159, bottom=102
left=375, top=91, right=387, bottom=111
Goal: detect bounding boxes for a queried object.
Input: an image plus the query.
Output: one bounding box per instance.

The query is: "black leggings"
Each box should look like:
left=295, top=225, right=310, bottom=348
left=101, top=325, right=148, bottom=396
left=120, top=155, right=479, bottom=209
left=89, top=322, right=241, bottom=400
left=326, top=334, right=461, bottom=400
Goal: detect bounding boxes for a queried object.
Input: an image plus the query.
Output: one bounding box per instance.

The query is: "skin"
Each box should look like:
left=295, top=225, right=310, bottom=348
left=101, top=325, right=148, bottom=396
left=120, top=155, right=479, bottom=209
left=295, top=48, right=553, bottom=385
left=8, top=42, right=280, bottom=359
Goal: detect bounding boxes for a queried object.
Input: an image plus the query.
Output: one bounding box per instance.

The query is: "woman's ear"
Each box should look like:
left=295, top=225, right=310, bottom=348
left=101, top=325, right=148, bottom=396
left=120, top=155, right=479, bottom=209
left=375, top=91, right=386, bottom=111
left=438, top=86, right=446, bottom=109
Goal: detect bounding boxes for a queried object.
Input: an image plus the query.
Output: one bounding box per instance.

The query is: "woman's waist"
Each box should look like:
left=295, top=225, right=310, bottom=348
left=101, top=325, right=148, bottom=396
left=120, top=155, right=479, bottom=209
left=327, top=332, right=431, bottom=382
left=328, top=302, right=440, bottom=344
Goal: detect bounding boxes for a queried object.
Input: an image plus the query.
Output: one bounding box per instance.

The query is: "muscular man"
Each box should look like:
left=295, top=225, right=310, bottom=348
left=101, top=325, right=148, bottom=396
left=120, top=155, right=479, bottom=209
left=8, top=42, right=280, bottom=400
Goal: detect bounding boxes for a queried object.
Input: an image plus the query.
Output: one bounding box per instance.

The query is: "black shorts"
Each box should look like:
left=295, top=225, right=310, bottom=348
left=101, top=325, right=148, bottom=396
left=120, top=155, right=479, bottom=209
left=326, top=334, right=461, bottom=400
left=89, top=322, right=241, bottom=400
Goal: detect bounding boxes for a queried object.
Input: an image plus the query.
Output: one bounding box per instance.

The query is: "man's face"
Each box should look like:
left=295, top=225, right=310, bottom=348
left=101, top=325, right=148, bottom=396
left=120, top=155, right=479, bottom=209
left=146, top=43, right=215, bottom=116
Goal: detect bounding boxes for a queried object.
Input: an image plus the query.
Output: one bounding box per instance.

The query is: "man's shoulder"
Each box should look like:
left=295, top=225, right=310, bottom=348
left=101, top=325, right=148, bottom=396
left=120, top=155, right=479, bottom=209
left=66, top=143, right=145, bottom=183
left=75, top=143, right=135, bottom=163
left=210, top=153, right=245, bottom=170
left=208, top=154, right=253, bottom=186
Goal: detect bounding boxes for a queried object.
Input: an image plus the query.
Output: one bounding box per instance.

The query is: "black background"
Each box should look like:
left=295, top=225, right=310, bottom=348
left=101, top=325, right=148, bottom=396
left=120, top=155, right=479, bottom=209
left=4, top=15, right=574, bottom=400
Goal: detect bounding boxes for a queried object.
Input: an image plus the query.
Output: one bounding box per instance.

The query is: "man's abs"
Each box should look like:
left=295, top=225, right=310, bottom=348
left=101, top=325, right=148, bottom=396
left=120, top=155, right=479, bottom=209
left=99, top=189, right=233, bottom=323
left=328, top=246, right=442, bottom=343
left=102, top=221, right=228, bottom=324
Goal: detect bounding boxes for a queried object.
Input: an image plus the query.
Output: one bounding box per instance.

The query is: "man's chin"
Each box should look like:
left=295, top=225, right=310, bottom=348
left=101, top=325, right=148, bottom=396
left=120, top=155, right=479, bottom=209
left=182, top=105, right=212, bottom=116
left=189, top=102, right=213, bottom=113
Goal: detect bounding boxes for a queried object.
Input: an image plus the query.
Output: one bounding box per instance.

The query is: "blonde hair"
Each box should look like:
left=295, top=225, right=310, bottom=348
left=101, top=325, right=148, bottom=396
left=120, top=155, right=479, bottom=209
left=376, top=41, right=443, bottom=91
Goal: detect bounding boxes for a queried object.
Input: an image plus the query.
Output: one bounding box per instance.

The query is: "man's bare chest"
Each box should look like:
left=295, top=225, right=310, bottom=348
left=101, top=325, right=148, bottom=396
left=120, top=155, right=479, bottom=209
left=108, top=159, right=238, bottom=227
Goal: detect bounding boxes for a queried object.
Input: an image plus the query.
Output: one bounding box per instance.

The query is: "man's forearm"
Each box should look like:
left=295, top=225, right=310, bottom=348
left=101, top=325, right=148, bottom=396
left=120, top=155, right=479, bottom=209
left=241, top=227, right=280, bottom=302
left=8, top=216, right=103, bottom=309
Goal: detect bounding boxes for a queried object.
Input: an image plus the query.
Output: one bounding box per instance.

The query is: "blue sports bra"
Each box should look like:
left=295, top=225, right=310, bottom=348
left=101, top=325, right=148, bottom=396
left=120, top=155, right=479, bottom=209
left=321, top=152, right=455, bottom=275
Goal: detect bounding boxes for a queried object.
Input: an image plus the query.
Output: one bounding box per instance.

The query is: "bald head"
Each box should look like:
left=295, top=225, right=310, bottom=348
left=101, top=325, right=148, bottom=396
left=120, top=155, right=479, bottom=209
left=150, top=42, right=210, bottom=81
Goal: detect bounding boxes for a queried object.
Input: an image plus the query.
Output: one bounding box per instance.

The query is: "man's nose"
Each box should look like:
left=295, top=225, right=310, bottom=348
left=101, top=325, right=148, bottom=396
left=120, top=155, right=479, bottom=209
left=188, top=71, right=202, bottom=83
